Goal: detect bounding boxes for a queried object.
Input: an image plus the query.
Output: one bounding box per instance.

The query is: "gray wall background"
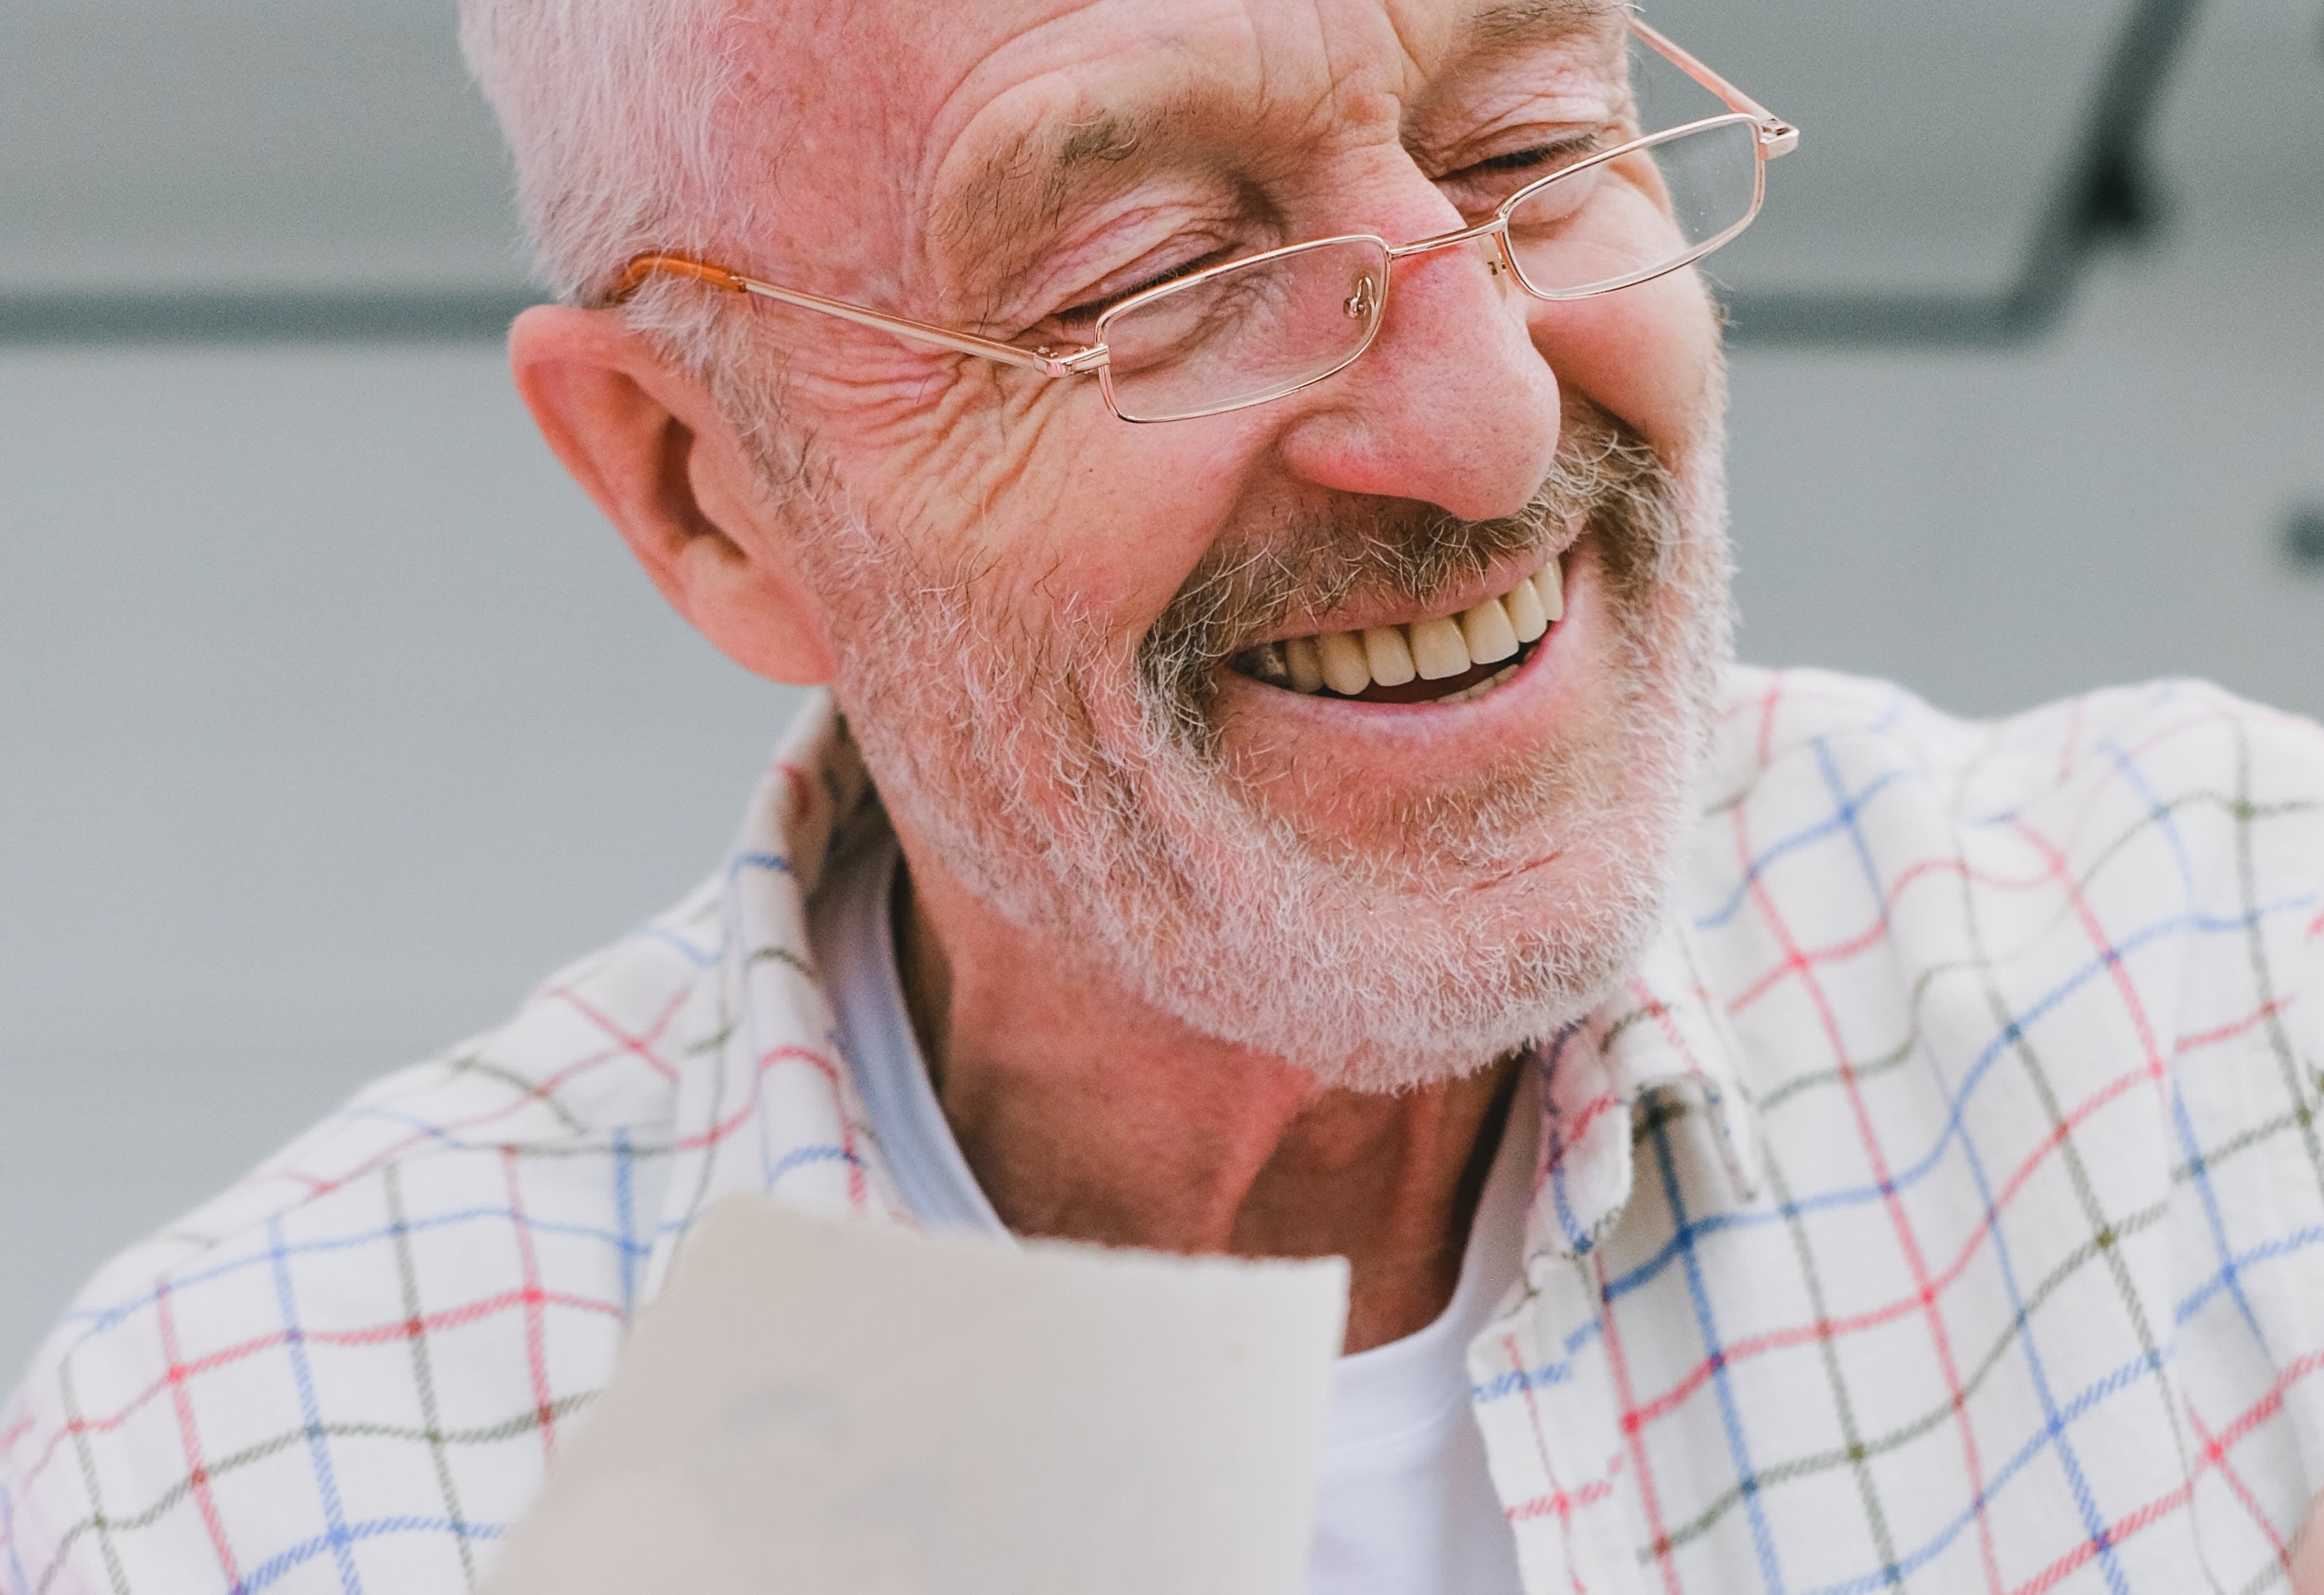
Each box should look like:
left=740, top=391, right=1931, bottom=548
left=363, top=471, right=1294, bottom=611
left=3, top=0, right=2320, bottom=1379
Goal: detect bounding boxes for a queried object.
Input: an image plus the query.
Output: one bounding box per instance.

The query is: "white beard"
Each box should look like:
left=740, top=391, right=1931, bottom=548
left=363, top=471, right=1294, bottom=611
left=798, top=407, right=1734, bottom=1093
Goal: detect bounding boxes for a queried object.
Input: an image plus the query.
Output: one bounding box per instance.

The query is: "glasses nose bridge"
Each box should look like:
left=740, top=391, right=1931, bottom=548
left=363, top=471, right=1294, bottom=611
left=1384, top=215, right=1510, bottom=275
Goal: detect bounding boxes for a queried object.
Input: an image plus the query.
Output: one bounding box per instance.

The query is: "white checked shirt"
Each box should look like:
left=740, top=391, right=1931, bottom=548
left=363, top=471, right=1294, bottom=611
left=6, top=667, right=2323, bottom=1595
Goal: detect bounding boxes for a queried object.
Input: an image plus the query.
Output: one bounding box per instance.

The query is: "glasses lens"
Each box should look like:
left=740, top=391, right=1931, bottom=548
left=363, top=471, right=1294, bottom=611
left=1097, top=237, right=1390, bottom=423
left=1502, top=117, right=1762, bottom=298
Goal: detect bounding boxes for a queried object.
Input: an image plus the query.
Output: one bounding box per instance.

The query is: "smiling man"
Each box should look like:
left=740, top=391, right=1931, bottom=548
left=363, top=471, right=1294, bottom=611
left=8, top=1, right=2324, bottom=1592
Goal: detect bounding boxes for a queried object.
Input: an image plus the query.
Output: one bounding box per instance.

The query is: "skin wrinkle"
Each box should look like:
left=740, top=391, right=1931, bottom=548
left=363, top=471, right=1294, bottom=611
left=929, top=1, right=1625, bottom=324
left=499, top=0, right=1737, bottom=1348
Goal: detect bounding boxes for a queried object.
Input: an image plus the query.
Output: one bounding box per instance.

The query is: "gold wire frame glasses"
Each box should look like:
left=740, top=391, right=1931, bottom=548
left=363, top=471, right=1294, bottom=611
left=607, top=16, right=1797, bottom=425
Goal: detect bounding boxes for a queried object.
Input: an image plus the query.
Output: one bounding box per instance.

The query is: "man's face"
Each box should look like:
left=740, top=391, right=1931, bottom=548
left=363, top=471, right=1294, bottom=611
left=720, top=0, right=1733, bottom=1087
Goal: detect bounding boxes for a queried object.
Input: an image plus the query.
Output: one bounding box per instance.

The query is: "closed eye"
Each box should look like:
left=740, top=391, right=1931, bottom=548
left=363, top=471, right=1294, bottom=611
left=1052, top=249, right=1238, bottom=331
left=1439, top=130, right=1612, bottom=218
left=1464, top=131, right=1605, bottom=180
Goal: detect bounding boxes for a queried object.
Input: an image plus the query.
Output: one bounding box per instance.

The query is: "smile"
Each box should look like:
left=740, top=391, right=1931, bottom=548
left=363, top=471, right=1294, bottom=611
left=1229, top=554, right=1565, bottom=707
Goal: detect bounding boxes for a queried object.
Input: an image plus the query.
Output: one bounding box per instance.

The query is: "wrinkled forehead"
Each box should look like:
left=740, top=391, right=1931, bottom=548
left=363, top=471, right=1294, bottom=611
left=733, top=0, right=1628, bottom=291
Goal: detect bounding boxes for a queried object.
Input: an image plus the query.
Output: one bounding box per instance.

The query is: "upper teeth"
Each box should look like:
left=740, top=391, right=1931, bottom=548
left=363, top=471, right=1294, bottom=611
left=1252, top=557, right=1563, bottom=698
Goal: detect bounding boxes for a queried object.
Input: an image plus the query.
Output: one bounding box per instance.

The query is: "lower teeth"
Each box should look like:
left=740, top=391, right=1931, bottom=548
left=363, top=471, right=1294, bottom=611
left=1432, top=663, right=1523, bottom=705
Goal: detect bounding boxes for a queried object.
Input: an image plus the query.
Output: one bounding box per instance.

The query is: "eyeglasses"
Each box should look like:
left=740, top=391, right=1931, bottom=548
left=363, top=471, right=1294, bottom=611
left=609, top=17, right=1796, bottom=425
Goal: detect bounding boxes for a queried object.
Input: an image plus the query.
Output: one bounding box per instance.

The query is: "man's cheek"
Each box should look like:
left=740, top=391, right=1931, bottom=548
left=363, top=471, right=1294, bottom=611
left=1531, top=272, right=1720, bottom=451
left=829, top=364, right=1083, bottom=534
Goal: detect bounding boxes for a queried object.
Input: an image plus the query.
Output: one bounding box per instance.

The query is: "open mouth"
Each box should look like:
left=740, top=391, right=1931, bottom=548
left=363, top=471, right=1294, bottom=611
left=1229, top=553, right=1565, bottom=707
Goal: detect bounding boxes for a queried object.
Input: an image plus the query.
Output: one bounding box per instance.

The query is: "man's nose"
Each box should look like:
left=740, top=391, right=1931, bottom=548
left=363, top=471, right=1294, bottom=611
left=1270, top=237, right=1562, bottom=524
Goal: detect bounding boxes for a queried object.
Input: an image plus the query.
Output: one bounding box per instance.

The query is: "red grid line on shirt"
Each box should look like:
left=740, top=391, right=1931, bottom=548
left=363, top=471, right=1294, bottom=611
left=1555, top=1088, right=1627, bottom=1163
left=1592, top=1261, right=1685, bottom=1595
left=152, top=1277, right=241, bottom=1593
left=5, top=1282, right=624, bottom=1511
left=1622, top=1045, right=2167, bottom=1430
left=223, top=982, right=694, bottom=1213
left=2006, top=1345, right=2324, bottom=1595
left=1613, top=712, right=2321, bottom=1581
left=1614, top=1038, right=2324, bottom=1572
left=2184, top=1400, right=2291, bottom=1579
left=1748, top=673, right=1784, bottom=770
left=660, top=1043, right=853, bottom=1162
left=764, top=1045, right=869, bottom=1211
left=2006, top=817, right=2171, bottom=1071
left=1728, top=796, right=2007, bottom=1594
left=1495, top=1331, right=1610, bottom=1595
left=1722, top=850, right=2067, bottom=1016
left=1738, top=803, right=2304, bottom=1145
left=1722, top=764, right=2291, bottom=1041
left=7, top=675, right=2317, bottom=1595
left=6, top=1399, right=591, bottom=1595
left=2057, top=697, right=2088, bottom=786
left=2041, top=703, right=2259, bottom=856
left=501, top=1150, right=560, bottom=1462
left=544, top=986, right=682, bottom=1084
left=2178, top=1003, right=2295, bottom=1056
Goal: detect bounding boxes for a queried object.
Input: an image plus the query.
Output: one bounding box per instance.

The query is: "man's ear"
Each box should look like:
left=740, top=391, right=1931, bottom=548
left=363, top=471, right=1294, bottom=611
left=507, top=303, right=841, bottom=686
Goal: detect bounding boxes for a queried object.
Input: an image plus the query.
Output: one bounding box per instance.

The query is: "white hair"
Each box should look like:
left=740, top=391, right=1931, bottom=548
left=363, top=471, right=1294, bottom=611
left=458, top=0, right=779, bottom=397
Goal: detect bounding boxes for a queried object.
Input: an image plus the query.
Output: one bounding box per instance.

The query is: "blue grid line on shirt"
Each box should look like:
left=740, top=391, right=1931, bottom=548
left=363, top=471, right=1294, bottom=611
left=56, top=1204, right=647, bottom=1355
left=263, top=1214, right=363, bottom=1595
left=1615, top=1035, right=2314, bottom=1466
left=231, top=1514, right=499, bottom=1595
left=11, top=1273, right=630, bottom=1510
left=1730, top=775, right=2315, bottom=1118
left=1640, top=1185, right=2175, bottom=1553
left=1579, top=1096, right=2324, bottom=1582
left=18, top=1389, right=577, bottom=1595
left=1585, top=686, right=2324, bottom=1595
left=1611, top=1129, right=2324, bottom=1592
left=1645, top=1116, right=1787, bottom=1595
left=1960, top=778, right=2182, bottom=1595
left=1942, top=1057, right=2129, bottom=1595
left=6, top=674, right=2320, bottom=1595
left=1600, top=898, right=2310, bottom=1305
left=9, top=1270, right=608, bottom=1595
left=611, top=1129, right=640, bottom=1319
left=1694, top=766, right=1922, bottom=934
left=1471, top=1314, right=1606, bottom=1405
left=1728, top=763, right=2005, bottom=1595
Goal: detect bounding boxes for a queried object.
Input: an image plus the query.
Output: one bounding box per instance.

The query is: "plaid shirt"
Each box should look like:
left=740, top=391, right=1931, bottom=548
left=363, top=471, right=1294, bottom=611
left=6, top=667, right=2323, bottom=1595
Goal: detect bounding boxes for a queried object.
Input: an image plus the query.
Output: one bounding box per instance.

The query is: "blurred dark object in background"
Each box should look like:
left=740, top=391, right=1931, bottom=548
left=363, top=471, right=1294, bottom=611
left=2288, top=506, right=2324, bottom=569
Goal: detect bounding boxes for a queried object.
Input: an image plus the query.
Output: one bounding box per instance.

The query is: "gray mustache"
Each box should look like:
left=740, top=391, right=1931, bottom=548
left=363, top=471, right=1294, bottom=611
left=1136, top=413, right=1677, bottom=734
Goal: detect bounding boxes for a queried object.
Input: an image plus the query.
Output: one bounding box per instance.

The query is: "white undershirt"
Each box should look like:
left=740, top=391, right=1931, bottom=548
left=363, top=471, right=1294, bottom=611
left=809, top=825, right=1531, bottom=1595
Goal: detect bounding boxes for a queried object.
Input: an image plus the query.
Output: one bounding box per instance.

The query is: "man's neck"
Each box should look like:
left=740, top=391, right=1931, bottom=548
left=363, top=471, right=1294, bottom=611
left=890, top=839, right=1520, bottom=1355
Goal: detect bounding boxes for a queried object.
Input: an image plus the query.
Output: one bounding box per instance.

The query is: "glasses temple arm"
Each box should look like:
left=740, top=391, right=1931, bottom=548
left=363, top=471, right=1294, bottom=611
left=1625, top=16, right=1800, bottom=155
left=606, top=255, right=1107, bottom=378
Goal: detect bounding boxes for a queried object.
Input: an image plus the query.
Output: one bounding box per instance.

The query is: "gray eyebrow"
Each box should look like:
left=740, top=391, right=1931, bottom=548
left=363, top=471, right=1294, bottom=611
left=932, top=109, right=1165, bottom=270
left=930, top=0, right=1626, bottom=288
left=1469, top=0, right=1626, bottom=49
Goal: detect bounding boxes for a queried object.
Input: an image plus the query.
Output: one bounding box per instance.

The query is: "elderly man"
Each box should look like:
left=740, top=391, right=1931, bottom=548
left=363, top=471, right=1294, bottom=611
left=8, top=0, right=2324, bottom=1591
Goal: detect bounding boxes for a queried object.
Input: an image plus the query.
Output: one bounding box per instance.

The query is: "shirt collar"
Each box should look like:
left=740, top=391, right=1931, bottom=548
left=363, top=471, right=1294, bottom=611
left=1521, top=909, right=1762, bottom=1272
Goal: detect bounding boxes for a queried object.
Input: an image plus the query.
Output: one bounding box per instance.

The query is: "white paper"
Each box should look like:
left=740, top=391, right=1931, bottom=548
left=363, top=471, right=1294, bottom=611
left=484, top=1197, right=1349, bottom=1595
